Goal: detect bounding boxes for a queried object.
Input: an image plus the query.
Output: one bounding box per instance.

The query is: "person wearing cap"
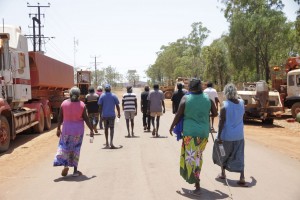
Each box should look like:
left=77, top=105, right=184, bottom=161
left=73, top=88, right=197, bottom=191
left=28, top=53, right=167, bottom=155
left=203, top=81, right=220, bottom=133
left=147, top=83, right=165, bottom=137
left=171, top=83, right=187, bottom=114
left=96, top=86, right=104, bottom=129
left=84, top=86, right=100, bottom=133
left=98, top=84, right=121, bottom=149
left=122, top=85, right=137, bottom=137
left=169, top=78, right=218, bottom=193
left=141, top=85, right=151, bottom=131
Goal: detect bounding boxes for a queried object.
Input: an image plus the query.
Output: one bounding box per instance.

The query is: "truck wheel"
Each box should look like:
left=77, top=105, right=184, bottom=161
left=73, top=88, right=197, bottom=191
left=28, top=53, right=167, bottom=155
left=0, top=116, right=10, bottom=152
left=44, top=105, right=51, bottom=130
left=262, top=118, right=274, bottom=125
left=33, top=107, right=45, bottom=133
left=291, top=102, right=300, bottom=118
left=164, top=91, right=173, bottom=99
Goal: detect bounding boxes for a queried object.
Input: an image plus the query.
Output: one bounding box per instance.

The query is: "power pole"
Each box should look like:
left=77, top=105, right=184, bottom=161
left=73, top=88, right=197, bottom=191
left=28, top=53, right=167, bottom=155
left=26, top=3, right=51, bottom=52
left=74, top=37, right=79, bottom=68
left=90, top=55, right=101, bottom=85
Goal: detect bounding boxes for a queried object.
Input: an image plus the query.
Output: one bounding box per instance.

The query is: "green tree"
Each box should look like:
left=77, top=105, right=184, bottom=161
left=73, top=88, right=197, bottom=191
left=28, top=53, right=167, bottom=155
left=126, top=70, right=140, bottom=86
left=222, top=0, right=290, bottom=82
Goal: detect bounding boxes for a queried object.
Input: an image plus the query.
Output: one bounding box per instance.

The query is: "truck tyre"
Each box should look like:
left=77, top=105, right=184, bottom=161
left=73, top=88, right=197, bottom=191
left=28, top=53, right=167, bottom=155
left=0, top=116, right=10, bottom=152
left=33, top=107, right=45, bottom=133
left=291, top=102, right=300, bottom=118
left=262, top=118, right=274, bottom=125
left=44, top=105, right=51, bottom=130
left=164, top=91, right=173, bottom=99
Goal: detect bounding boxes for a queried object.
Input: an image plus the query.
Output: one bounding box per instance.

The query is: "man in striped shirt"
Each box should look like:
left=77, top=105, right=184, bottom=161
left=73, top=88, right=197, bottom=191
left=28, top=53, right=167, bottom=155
left=122, top=86, right=137, bottom=137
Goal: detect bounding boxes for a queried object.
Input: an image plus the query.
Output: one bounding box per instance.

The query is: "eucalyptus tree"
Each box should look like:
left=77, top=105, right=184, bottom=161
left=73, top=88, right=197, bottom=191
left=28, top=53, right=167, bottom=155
left=202, top=37, right=230, bottom=90
left=222, top=0, right=290, bottom=82
left=187, top=22, right=210, bottom=77
left=103, top=65, right=122, bottom=87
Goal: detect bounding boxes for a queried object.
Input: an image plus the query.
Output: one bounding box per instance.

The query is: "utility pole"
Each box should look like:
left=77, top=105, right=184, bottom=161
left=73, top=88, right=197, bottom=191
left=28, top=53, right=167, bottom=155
left=73, top=37, right=79, bottom=68
left=26, top=3, right=51, bottom=52
left=90, top=55, right=101, bottom=85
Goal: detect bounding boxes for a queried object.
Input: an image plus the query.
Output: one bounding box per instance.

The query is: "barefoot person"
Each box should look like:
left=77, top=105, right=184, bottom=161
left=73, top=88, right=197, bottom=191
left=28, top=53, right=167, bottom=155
left=214, top=83, right=247, bottom=186
left=98, top=84, right=121, bottom=149
left=169, top=78, right=218, bottom=193
left=147, top=83, right=165, bottom=137
left=122, top=85, right=137, bottom=137
left=54, top=86, right=94, bottom=177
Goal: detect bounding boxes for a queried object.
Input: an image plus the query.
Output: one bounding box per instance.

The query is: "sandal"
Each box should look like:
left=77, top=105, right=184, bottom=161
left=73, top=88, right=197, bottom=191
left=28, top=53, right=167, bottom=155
left=72, top=171, right=82, bottom=177
left=61, top=167, right=69, bottom=177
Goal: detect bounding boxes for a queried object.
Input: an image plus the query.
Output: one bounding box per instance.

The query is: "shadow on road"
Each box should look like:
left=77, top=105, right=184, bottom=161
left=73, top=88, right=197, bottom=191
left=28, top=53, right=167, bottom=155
left=101, top=145, right=123, bottom=150
left=53, top=175, right=97, bottom=182
left=244, top=120, right=284, bottom=129
left=177, top=187, right=229, bottom=199
left=215, top=176, right=257, bottom=188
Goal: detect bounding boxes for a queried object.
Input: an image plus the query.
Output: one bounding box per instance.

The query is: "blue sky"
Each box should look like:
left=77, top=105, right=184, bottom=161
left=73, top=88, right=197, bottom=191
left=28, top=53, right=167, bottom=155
left=0, top=0, right=298, bottom=81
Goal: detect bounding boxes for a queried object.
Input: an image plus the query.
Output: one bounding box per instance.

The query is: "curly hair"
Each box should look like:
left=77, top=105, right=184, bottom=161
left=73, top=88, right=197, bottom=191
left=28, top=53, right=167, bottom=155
left=223, top=83, right=238, bottom=100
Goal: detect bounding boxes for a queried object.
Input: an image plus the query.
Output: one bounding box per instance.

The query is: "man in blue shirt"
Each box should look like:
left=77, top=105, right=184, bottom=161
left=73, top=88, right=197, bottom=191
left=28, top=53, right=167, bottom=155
left=98, top=84, right=121, bottom=149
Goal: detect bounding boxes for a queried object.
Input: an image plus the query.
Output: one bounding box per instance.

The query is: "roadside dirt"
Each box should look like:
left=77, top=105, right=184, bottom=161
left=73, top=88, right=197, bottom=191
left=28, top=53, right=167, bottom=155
left=0, top=88, right=299, bottom=180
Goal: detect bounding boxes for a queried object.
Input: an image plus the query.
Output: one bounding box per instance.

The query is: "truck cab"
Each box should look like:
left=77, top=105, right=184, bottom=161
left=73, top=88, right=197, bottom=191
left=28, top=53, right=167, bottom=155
left=285, top=69, right=300, bottom=117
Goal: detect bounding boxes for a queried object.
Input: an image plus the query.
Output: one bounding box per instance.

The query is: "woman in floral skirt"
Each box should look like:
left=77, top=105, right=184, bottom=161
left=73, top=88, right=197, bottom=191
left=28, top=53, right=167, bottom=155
left=169, top=78, right=218, bottom=193
left=53, top=86, right=94, bottom=177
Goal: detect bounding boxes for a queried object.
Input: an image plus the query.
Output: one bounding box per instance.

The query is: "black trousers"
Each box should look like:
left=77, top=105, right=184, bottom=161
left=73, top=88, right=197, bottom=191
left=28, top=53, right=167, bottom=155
left=142, top=111, right=151, bottom=129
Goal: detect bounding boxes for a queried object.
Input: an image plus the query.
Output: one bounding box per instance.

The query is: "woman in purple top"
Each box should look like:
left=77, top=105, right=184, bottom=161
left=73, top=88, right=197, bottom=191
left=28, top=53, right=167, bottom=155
left=214, top=83, right=247, bottom=187
left=53, top=86, right=94, bottom=177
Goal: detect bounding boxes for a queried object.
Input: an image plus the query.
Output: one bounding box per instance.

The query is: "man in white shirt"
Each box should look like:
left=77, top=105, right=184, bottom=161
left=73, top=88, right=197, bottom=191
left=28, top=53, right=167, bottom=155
left=204, top=81, right=220, bottom=133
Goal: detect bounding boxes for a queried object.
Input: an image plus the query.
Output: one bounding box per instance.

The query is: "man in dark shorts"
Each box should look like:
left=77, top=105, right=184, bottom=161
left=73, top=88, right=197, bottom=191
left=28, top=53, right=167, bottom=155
left=98, top=84, right=121, bottom=149
left=141, top=85, right=150, bottom=131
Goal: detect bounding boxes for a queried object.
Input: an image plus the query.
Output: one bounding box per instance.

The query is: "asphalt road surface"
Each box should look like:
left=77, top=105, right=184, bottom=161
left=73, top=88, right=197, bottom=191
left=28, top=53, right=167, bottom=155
left=0, top=88, right=299, bottom=200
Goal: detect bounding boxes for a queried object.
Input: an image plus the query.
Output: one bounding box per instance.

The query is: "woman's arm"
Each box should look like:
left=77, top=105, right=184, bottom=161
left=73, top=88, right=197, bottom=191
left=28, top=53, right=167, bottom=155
left=82, top=106, right=94, bottom=136
left=56, top=107, right=63, bottom=137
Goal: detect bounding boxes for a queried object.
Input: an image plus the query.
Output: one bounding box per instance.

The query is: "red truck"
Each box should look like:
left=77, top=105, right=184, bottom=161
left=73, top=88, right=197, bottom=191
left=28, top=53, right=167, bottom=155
left=0, top=25, right=74, bottom=152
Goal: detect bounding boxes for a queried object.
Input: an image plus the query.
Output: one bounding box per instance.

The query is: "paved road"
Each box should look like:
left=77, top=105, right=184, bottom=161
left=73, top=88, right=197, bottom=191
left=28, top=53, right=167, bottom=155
left=0, top=88, right=299, bottom=200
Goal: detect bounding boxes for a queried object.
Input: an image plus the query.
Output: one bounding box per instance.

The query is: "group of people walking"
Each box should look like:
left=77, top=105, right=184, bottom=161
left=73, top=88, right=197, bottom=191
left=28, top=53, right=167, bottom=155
left=53, top=79, right=247, bottom=193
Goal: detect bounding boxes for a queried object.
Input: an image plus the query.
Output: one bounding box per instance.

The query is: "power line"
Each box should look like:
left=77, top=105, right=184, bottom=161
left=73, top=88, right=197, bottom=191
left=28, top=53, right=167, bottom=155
left=25, top=2, right=51, bottom=52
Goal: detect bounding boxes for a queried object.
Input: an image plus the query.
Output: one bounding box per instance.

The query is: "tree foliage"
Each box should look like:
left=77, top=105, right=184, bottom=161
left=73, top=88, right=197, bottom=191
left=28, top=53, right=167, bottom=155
left=144, top=1, right=300, bottom=90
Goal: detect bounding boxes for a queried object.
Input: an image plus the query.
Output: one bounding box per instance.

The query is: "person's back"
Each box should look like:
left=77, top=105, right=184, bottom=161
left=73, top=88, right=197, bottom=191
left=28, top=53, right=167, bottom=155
left=122, top=91, right=137, bottom=112
left=141, top=90, right=149, bottom=112
left=148, top=89, right=164, bottom=112
left=61, top=100, right=85, bottom=122
left=98, top=85, right=119, bottom=118
left=85, top=92, right=99, bottom=114
left=183, top=93, right=211, bottom=138
left=203, top=82, right=218, bottom=104
left=171, top=83, right=187, bottom=114
left=221, top=99, right=244, bottom=141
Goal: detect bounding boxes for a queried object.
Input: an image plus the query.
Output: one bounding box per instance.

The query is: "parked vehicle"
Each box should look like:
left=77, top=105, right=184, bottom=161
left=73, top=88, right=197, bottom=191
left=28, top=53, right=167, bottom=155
left=76, top=70, right=91, bottom=101
left=237, top=80, right=283, bottom=124
left=0, top=25, right=74, bottom=152
left=272, top=56, right=300, bottom=117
